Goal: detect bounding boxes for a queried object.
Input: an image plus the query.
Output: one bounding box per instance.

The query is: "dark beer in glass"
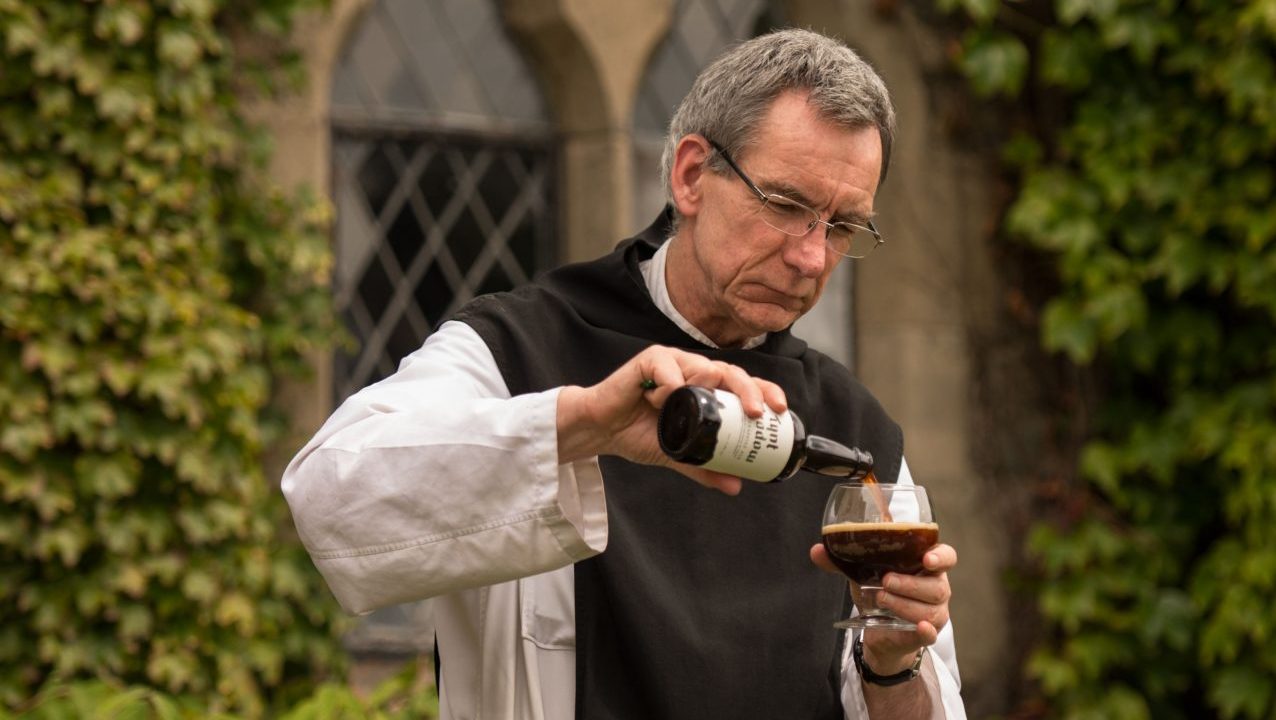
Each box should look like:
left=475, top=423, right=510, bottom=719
left=820, top=483, right=937, bottom=630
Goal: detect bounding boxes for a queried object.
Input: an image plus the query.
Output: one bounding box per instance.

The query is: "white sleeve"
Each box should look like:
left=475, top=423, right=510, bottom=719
left=840, top=457, right=967, bottom=719
left=280, top=320, right=607, bottom=615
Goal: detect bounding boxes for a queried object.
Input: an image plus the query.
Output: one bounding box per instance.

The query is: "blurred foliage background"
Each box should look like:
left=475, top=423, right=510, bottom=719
left=2, top=0, right=1275, bottom=717
left=0, top=0, right=414, bottom=715
left=942, top=0, right=1276, bottom=718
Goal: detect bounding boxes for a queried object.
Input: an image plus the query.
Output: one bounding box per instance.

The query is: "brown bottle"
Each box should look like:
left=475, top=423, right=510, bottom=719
left=657, top=385, right=873, bottom=482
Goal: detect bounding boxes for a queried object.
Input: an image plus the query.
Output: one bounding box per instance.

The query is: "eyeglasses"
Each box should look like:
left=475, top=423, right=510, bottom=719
left=709, top=140, right=884, bottom=259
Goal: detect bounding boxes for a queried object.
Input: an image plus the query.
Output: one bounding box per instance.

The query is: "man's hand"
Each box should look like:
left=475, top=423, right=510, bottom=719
left=810, top=541, right=957, bottom=673
left=557, top=345, right=786, bottom=495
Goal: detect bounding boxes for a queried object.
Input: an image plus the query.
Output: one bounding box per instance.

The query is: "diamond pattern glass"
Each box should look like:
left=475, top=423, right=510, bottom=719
left=331, top=0, right=548, bottom=130
left=331, top=133, right=554, bottom=401
left=330, top=0, right=555, bottom=404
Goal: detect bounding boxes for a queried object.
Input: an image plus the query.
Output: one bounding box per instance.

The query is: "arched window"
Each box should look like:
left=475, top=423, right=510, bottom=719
left=326, top=0, right=555, bottom=663
left=330, top=0, right=556, bottom=403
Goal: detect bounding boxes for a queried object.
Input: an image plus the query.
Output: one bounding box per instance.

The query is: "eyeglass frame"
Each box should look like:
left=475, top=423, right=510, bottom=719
left=707, top=140, right=884, bottom=259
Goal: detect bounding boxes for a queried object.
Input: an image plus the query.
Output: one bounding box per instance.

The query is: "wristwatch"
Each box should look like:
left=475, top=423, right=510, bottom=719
left=853, top=636, right=926, bottom=687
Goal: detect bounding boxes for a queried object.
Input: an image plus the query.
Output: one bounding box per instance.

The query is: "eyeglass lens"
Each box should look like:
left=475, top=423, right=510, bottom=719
left=758, top=196, right=877, bottom=258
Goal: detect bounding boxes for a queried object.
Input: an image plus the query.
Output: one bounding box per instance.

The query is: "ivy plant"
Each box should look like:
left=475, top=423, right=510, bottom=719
left=0, top=0, right=345, bottom=714
left=5, top=666, right=438, bottom=720
left=941, top=0, right=1276, bottom=717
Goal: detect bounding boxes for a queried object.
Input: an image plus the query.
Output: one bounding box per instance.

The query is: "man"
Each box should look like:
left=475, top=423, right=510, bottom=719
left=283, top=29, right=965, bottom=719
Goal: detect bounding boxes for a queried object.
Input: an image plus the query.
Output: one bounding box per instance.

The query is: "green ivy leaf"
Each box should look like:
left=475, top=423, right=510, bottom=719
left=1039, top=28, right=1098, bottom=88
left=179, top=569, right=218, bottom=605
left=1100, top=9, right=1171, bottom=63
left=93, top=4, right=149, bottom=46
left=937, top=0, right=1000, bottom=23
left=157, top=28, right=202, bottom=70
left=118, top=605, right=153, bottom=642
left=1080, top=442, right=1122, bottom=496
left=1210, top=665, right=1274, bottom=720
left=959, top=28, right=1029, bottom=96
left=3, top=15, right=43, bottom=56
left=213, top=592, right=256, bottom=635
left=1058, top=0, right=1120, bottom=25
left=1041, top=298, right=1098, bottom=362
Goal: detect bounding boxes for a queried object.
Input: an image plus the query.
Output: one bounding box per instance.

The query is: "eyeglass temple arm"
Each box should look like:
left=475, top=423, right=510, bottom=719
left=707, top=139, right=769, bottom=203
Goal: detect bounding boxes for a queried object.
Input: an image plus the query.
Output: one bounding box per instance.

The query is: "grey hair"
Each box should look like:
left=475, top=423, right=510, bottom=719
left=659, top=29, right=897, bottom=209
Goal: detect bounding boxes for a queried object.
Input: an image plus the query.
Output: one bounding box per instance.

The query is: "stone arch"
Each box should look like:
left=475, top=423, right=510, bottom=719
left=503, top=0, right=673, bottom=259
left=257, top=0, right=674, bottom=430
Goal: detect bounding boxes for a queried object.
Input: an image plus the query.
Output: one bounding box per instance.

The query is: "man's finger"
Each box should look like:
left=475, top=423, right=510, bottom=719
left=809, top=543, right=840, bottom=575
left=922, top=543, right=958, bottom=572
left=878, top=591, right=950, bottom=633
left=882, top=571, right=952, bottom=606
left=757, top=378, right=788, bottom=415
left=862, top=620, right=938, bottom=656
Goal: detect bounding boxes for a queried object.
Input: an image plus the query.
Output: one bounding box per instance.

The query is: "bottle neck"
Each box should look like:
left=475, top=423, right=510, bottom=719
left=799, top=434, right=874, bottom=479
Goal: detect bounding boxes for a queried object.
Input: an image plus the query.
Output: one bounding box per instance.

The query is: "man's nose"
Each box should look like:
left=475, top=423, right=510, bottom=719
left=782, top=228, right=828, bottom=278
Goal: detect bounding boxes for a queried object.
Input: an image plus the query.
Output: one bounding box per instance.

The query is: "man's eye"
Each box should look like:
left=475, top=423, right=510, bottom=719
left=766, top=197, right=807, bottom=216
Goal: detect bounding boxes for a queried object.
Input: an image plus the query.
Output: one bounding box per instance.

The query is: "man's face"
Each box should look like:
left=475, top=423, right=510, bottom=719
left=669, top=90, right=883, bottom=347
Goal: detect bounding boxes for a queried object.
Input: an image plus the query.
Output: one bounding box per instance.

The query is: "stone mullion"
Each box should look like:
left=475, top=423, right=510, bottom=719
left=503, top=0, right=673, bottom=260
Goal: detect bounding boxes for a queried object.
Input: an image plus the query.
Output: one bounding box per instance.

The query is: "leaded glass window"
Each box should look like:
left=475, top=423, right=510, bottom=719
left=327, top=0, right=555, bottom=662
left=331, top=0, right=556, bottom=403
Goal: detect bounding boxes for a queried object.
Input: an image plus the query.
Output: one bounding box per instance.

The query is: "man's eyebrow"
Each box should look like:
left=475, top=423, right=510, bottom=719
left=758, top=179, right=875, bottom=225
left=758, top=180, right=820, bottom=210
left=833, top=209, right=876, bottom=226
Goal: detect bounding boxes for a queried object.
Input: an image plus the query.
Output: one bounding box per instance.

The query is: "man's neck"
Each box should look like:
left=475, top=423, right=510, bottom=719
left=662, top=234, right=760, bottom=349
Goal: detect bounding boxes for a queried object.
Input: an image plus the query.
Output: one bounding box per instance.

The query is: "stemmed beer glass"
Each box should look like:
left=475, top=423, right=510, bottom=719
left=821, top=483, right=938, bottom=631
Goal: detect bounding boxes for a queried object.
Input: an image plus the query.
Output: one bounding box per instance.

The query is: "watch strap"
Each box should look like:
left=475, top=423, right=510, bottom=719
left=853, top=635, right=926, bottom=687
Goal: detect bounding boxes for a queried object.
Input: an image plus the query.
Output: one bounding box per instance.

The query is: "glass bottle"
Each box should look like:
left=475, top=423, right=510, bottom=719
left=656, top=385, right=874, bottom=482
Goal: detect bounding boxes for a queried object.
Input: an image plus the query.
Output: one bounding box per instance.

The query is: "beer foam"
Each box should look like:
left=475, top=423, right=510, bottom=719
left=821, top=521, right=938, bottom=534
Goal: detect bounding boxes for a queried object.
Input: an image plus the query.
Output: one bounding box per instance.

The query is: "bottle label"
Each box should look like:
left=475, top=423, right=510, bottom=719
left=702, top=389, right=796, bottom=481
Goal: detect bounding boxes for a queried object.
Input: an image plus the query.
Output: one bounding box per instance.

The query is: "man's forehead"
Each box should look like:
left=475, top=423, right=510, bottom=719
left=743, top=107, right=881, bottom=171
left=738, top=142, right=881, bottom=215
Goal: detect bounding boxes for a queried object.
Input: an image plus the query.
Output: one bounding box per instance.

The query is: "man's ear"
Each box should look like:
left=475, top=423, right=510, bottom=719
left=670, top=135, right=713, bottom=219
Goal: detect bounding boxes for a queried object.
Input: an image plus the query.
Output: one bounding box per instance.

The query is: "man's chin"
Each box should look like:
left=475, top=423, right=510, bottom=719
left=739, top=306, right=802, bottom=335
